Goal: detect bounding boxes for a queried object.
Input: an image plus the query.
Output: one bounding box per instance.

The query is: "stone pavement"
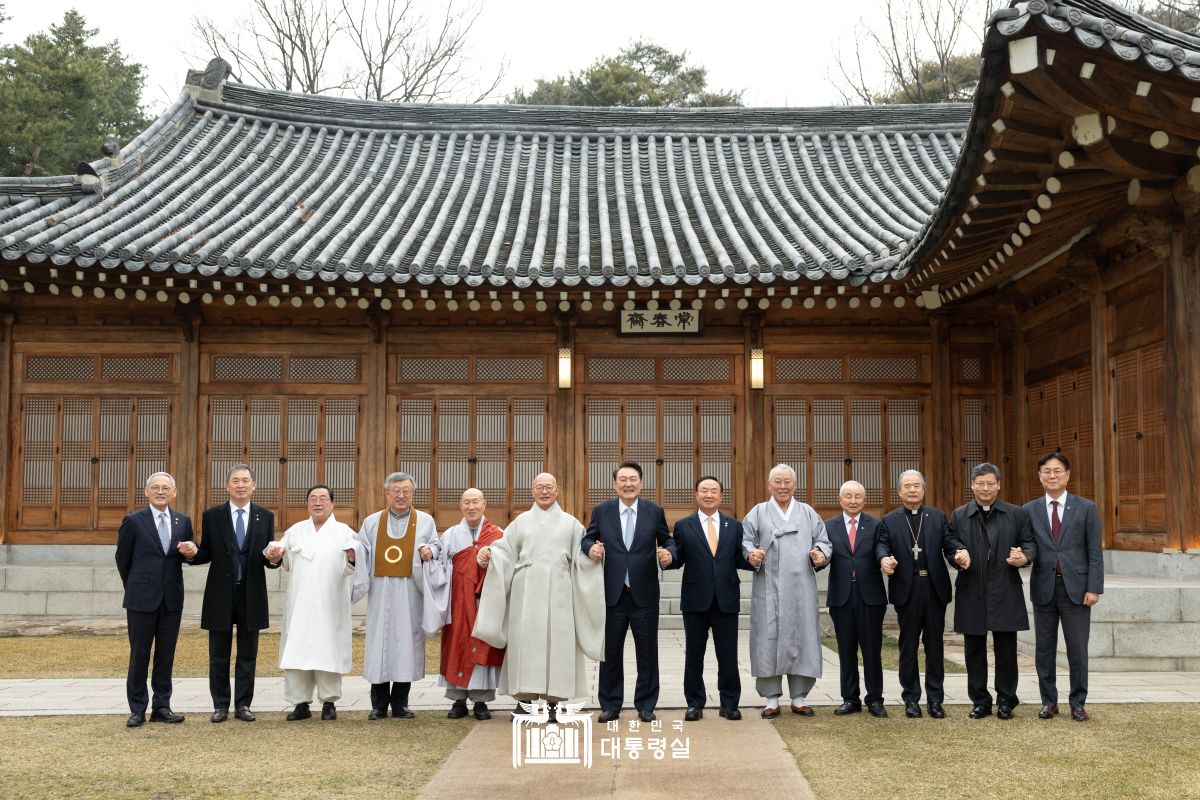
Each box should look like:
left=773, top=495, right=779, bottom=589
left=1, top=623, right=1199, bottom=717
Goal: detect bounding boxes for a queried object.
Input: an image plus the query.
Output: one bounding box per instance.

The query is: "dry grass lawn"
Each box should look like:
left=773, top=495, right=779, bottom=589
left=0, top=712, right=470, bottom=800
left=0, top=630, right=440, bottom=678
left=776, top=704, right=1200, bottom=800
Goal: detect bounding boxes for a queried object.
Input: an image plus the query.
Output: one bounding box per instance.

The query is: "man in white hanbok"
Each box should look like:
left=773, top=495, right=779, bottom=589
left=352, top=471, right=441, bottom=720
left=269, top=484, right=361, bottom=721
left=473, top=473, right=605, bottom=719
left=743, top=464, right=832, bottom=719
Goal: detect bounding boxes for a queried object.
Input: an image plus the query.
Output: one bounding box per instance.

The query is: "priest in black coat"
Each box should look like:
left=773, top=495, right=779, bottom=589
left=948, top=463, right=1035, bottom=721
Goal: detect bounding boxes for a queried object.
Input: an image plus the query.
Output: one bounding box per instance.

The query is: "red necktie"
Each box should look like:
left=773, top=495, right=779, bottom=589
left=1051, top=500, right=1062, bottom=575
left=848, top=517, right=858, bottom=579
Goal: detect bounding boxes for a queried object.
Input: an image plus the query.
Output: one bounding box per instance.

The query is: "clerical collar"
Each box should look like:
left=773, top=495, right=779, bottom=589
left=980, top=505, right=992, bottom=513
left=906, top=506, right=922, bottom=515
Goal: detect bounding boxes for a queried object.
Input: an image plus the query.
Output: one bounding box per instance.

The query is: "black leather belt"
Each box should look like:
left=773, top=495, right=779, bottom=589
left=915, top=570, right=929, bottom=577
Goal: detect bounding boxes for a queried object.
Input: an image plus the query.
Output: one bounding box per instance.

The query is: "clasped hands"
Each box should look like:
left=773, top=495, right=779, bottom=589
left=879, top=549, right=971, bottom=575
left=176, top=540, right=198, bottom=559
left=1005, top=546, right=1029, bottom=567
left=584, top=542, right=670, bottom=566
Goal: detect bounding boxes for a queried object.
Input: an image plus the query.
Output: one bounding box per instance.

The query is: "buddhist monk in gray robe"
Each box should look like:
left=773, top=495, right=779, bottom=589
left=743, top=464, right=832, bottom=718
left=473, top=473, right=604, bottom=715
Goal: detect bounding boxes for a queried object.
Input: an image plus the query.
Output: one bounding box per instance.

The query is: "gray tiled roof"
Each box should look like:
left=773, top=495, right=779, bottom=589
left=0, top=82, right=967, bottom=289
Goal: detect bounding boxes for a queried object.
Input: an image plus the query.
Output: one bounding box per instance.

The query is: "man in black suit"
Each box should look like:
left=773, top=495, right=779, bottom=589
left=825, top=480, right=888, bottom=718
left=583, top=461, right=675, bottom=723
left=665, top=476, right=752, bottom=721
left=1024, top=452, right=1103, bottom=722
left=950, top=462, right=1036, bottom=720
left=878, top=469, right=969, bottom=719
left=115, top=471, right=194, bottom=728
left=180, top=464, right=278, bottom=723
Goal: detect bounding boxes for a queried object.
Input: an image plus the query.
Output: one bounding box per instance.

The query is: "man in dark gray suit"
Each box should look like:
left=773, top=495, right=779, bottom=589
left=1024, top=452, right=1103, bottom=722
left=115, top=471, right=194, bottom=728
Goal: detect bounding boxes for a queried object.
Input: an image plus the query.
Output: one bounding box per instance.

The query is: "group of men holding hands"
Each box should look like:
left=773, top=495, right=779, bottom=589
left=115, top=450, right=1101, bottom=728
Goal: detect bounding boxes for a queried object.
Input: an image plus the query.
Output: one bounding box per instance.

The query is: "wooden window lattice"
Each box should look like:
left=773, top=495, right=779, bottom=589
left=18, top=395, right=170, bottom=530
left=289, top=357, right=359, bottom=383
left=212, top=356, right=283, bottom=382
left=26, top=356, right=94, bottom=382
left=661, top=358, right=732, bottom=382
left=102, top=357, right=171, bottom=382
left=774, top=357, right=843, bottom=382
left=475, top=358, right=545, bottom=382
left=400, top=358, right=470, bottom=382
left=960, top=397, right=987, bottom=503
left=587, top=358, right=656, bottom=382
left=959, top=357, right=983, bottom=383
left=585, top=396, right=735, bottom=512
left=849, top=357, right=920, bottom=382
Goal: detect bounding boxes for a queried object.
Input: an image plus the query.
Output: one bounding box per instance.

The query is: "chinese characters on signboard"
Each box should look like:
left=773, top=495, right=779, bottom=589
left=619, top=309, right=701, bottom=335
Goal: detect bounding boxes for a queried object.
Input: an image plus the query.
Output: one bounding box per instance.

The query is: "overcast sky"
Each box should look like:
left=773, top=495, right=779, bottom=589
left=3, top=0, right=999, bottom=114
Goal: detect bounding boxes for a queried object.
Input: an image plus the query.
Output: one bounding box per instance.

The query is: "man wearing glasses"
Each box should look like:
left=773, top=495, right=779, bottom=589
left=353, top=471, right=441, bottom=720
left=948, top=463, right=1036, bottom=721
left=1024, top=452, right=1103, bottom=722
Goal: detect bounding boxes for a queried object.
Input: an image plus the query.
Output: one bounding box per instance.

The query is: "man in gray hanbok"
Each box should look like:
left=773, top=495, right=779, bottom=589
left=352, top=471, right=443, bottom=720
left=742, top=464, right=832, bottom=718
left=472, top=473, right=605, bottom=718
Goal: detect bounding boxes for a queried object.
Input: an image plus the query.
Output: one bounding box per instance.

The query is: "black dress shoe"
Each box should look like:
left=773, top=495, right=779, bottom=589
left=448, top=699, right=469, bottom=719
left=598, top=709, right=620, bottom=723
left=321, top=701, right=337, bottom=720
left=211, top=709, right=229, bottom=723
left=867, top=702, right=888, bottom=718
left=833, top=701, right=862, bottom=716
left=1070, top=705, right=1090, bottom=722
left=235, top=707, right=255, bottom=722
left=927, top=703, right=946, bottom=719
left=473, top=702, right=492, bottom=720
left=684, top=707, right=702, bottom=721
left=149, top=708, right=184, bottom=723
left=904, top=701, right=923, bottom=718
left=760, top=706, right=781, bottom=719
left=638, top=709, right=656, bottom=723
left=287, top=702, right=312, bottom=721
left=367, top=708, right=387, bottom=720
left=997, top=704, right=1014, bottom=720
left=719, top=707, right=742, bottom=720
left=126, top=713, right=145, bottom=728
left=392, top=706, right=415, bottom=719
left=968, top=705, right=992, bottom=719
left=1038, top=704, right=1058, bottom=719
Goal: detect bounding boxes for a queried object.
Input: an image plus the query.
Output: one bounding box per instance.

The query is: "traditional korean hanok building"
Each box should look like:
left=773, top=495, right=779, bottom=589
left=0, top=0, right=1196, bottom=665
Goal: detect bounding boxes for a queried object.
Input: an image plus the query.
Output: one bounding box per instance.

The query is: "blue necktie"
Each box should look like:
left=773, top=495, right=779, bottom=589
left=623, top=507, right=634, bottom=587
left=157, top=513, right=170, bottom=553
left=235, top=508, right=247, bottom=582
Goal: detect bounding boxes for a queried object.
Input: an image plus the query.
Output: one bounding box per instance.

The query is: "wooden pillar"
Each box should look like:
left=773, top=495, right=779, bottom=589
left=993, top=306, right=1014, bottom=488
left=743, top=314, right=764, bottom=518
left=555, top=316, right=577, bottom=515
left=0, top=313, right=12, bottom=542
left=1088, top=267, right=1115, bottom=548
left=1165, top=219, right=1200, bottom=552
left=1012, top=322, right=1028, bottom=504
left=365, top=312, right=389, bottom=516
left=928, top=316, right=953, bottom=510
left=175, top=311, right=201, bottom=523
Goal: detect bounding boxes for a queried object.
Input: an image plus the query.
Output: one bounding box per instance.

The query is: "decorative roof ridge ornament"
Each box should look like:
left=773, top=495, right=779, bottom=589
left=185, top=57, right=234, bottom=103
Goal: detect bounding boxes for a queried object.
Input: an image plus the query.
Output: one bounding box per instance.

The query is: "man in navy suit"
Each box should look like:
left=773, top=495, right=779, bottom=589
left=878, top=469, right=970, bottom=718
left=825, top=480, right=888, bottom=717
left=583, top=461, right=676, bottom=723
left=114, top=471, right=194, bottom=728
left=180, top=464, right=278, bottom=723
left=666, top=476, right=753, bottom=721
left=1024, top=452, right=1103, bottom=722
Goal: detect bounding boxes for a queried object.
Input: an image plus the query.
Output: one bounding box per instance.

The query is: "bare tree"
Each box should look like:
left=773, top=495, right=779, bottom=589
left=195, top=0, right=349, bottom=94
left=193, top=0, right=503, bottom=102
left=1135, top=1, right=1200, bottom=32
left=834, top=0, right=1002, bottom=105
left=342, top=0, right=504, bottom=102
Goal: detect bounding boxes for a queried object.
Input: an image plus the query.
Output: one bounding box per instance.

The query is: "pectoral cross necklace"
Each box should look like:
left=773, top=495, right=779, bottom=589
left=907, top=509, right=924, bottom=560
